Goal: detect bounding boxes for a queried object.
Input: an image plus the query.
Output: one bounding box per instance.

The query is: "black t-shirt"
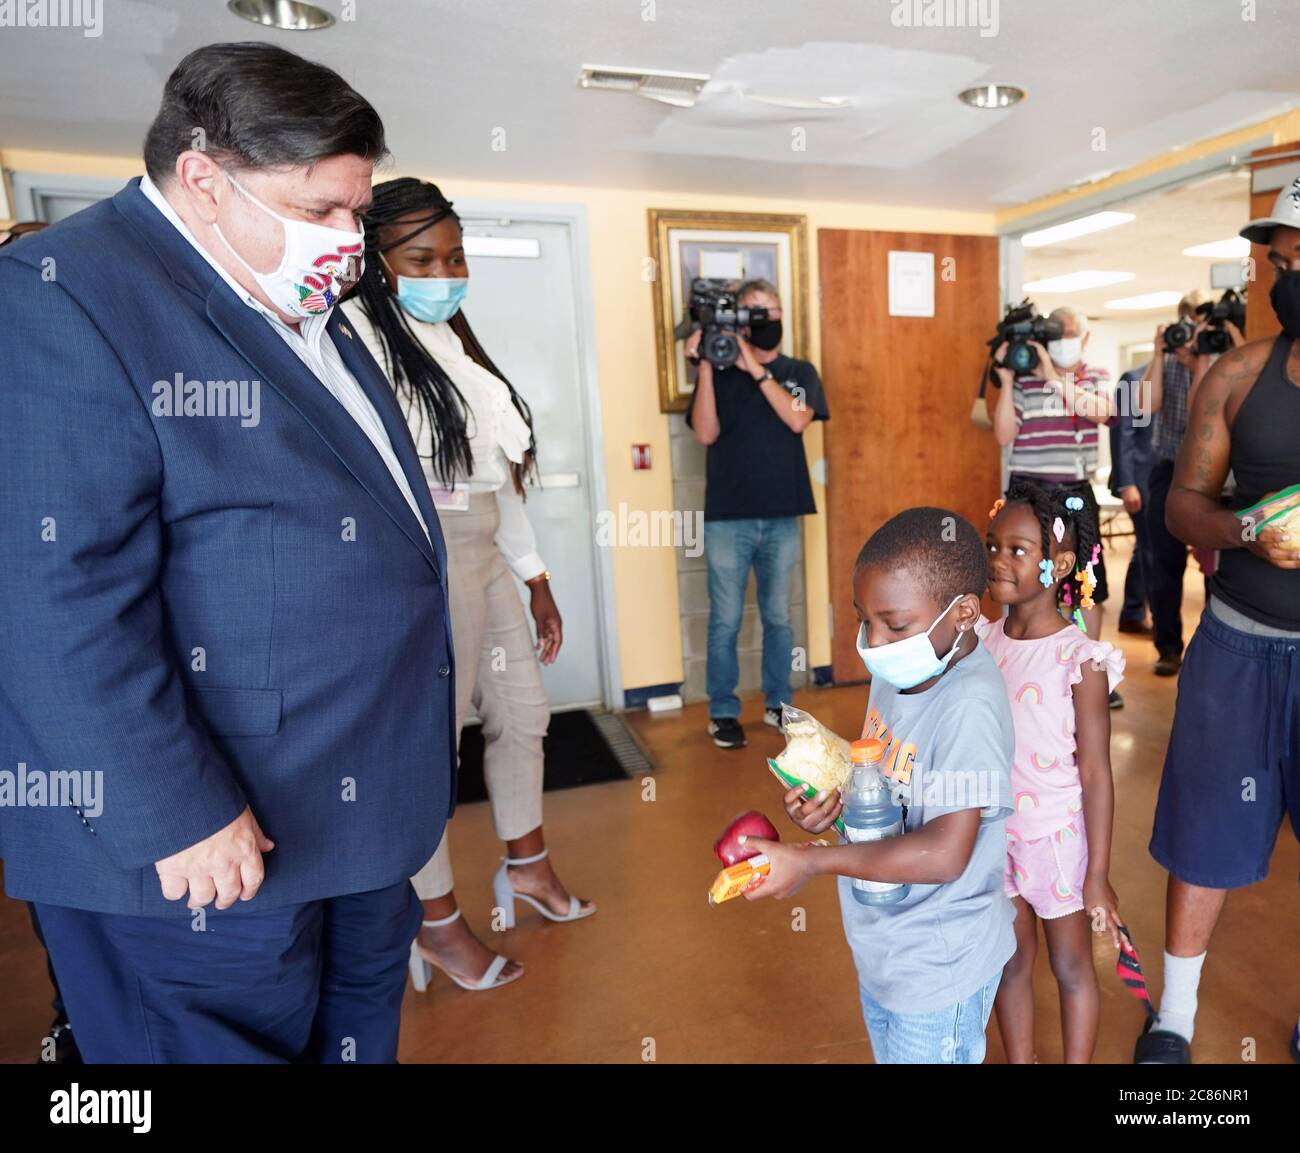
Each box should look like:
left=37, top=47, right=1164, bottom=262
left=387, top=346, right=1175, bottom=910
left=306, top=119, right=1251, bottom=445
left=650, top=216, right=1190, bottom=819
left=686, top=354, right=829, bottom=521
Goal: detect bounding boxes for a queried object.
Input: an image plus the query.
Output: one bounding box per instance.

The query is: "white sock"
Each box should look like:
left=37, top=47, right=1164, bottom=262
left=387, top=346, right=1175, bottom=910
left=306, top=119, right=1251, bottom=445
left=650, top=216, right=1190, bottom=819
left=1155, top=950, right=1206, bottom=1042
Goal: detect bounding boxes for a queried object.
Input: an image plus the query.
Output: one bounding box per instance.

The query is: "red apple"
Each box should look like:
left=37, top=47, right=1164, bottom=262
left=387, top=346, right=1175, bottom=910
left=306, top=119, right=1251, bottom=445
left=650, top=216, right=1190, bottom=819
left=714, top=810, right=780, bottom=866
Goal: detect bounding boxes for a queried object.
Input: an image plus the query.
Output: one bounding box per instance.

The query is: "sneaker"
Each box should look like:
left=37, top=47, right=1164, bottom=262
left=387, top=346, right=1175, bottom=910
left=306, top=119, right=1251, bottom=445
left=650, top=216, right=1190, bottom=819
left=1118, top=617, right=1152, bottom=635
left=707, top=718, right=746, bottom=749
left=1109, top=690, right=1124, bottom=710
left=763, top=708, right=784, bottom=731
left=1154, top=653, right=1182, bottom=677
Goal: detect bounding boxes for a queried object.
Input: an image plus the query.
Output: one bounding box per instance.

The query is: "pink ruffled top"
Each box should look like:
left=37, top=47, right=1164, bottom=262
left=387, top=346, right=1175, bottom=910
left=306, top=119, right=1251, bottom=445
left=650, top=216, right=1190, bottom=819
left=975, top=616, right=1125, bottom=841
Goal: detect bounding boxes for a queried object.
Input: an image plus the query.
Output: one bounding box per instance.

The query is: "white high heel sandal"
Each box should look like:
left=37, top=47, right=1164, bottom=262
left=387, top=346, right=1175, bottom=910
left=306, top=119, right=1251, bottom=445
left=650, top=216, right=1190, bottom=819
left=492, top=847, right=597, bottom=929
left=408, top=908, right=521, bottom=993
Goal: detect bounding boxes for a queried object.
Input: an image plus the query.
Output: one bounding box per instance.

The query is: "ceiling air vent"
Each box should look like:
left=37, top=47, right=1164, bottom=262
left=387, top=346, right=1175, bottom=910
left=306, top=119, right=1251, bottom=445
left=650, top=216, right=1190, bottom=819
left=578, top=65, right=711, bottom=108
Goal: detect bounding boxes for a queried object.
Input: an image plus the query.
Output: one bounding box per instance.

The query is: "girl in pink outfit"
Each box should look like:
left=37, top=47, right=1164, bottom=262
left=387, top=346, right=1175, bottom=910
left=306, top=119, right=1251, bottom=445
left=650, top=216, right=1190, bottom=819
left=980, top=480, right=1125, bottom=1063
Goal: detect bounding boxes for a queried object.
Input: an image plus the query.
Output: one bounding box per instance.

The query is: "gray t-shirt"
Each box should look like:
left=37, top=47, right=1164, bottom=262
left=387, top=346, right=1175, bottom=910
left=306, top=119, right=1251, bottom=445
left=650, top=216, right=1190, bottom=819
left=838, top=640, right=1016, bottom=1014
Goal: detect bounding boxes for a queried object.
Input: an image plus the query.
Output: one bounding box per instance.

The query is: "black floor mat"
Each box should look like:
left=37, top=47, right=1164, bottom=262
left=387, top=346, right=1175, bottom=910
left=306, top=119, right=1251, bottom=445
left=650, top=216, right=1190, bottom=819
left=455, top=709, right=648, bottom=806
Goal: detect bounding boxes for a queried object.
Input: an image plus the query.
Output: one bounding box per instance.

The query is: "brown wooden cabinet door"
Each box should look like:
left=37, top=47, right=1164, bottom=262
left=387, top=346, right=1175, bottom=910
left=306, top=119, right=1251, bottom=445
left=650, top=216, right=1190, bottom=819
left=818, top=229, right=1001, bottom=682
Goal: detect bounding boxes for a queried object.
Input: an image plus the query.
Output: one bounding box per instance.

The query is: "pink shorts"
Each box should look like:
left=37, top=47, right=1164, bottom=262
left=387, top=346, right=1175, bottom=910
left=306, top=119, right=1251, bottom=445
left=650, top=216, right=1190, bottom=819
left=1004, top=816, right=1089, bottom=919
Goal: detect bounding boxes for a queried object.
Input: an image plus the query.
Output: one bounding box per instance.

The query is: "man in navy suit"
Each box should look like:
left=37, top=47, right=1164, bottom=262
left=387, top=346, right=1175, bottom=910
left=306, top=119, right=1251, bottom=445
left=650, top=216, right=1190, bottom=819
left=0, top=43, right=456, bottom=1062
left=1110, top=362, right=1157, bottom=634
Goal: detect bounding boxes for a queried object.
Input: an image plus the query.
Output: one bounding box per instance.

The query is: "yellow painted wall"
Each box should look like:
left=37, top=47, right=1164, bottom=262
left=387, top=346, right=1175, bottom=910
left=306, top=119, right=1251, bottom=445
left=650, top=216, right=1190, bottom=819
left=1, top=147, right=995, bottom=691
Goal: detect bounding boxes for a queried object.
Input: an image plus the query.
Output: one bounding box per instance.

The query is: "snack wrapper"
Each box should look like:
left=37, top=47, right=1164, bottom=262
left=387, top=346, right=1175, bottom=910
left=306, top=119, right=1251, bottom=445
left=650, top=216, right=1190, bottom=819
left=1236, top=482, right=1300, bottom=551
left=768, top=704, right=850, bottom=836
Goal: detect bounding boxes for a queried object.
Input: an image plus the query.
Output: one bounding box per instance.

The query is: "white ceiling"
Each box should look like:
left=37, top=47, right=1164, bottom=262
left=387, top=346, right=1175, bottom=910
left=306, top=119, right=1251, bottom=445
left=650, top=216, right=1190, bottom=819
left=1022, top=170, right=1252, bottom=318
left=2, top=0, right=1299, bottom=209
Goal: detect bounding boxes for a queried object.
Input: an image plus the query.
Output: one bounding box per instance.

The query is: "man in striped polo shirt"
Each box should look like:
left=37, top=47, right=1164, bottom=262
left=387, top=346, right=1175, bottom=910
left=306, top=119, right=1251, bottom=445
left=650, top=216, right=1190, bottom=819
left=991, top=304, right=1122, bottom=707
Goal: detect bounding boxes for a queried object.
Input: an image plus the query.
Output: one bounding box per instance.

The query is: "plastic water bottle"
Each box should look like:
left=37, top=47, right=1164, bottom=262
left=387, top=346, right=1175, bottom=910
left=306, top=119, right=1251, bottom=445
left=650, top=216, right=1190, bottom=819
left=842, top=738, right=910, bottom=906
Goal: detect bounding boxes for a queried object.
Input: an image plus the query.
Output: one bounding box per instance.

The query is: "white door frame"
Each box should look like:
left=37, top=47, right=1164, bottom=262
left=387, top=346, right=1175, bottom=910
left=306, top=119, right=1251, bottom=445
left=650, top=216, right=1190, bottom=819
left=454, top=198, right=622, bottom=713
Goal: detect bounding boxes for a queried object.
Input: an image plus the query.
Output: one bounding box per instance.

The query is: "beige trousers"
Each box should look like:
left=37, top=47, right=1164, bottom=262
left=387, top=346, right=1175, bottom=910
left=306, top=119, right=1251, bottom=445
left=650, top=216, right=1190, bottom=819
left=412, top=492, right=551, bottom=900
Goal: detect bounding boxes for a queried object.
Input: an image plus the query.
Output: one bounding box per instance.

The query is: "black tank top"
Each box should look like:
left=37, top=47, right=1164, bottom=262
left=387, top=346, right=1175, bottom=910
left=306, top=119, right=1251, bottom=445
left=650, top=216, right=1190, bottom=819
left=1209, top=334, right=1300, bottom=629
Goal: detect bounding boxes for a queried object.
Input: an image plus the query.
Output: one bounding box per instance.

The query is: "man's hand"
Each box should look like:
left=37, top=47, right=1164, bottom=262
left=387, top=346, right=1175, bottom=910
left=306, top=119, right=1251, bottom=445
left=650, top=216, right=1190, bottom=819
left=1154, top=323, right=1167, bottom=349
left=529, top=580, right=563, bottom=664
left=1028, top=340, right=1060, bottom=381
left=684, top=328, right=702, bottom=360
left=991, top=341, right=1015, bottom=389
left=1225, top=320, right=1245, bottom=349
left=736, top=334, right=766, bottom=380
left=1246, top=522, right=1300, bottom=569
left=1119, top=485, right=1142, bottom=514
left=154, top=806, right=274, bottom=910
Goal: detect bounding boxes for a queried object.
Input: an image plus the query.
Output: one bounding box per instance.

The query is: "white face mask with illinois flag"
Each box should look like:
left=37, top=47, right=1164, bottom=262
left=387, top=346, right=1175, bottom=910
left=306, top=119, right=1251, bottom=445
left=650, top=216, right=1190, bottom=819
left=214, top=170, right=364, bottom=319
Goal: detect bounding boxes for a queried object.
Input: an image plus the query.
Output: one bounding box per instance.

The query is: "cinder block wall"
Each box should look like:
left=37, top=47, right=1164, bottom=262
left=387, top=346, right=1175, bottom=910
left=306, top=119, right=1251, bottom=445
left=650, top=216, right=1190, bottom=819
left=668, top=413, right=809, bottom=706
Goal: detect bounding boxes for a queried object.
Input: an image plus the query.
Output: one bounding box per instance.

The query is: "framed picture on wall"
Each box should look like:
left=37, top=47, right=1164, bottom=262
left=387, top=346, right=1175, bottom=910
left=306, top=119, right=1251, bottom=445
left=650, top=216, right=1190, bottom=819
left=648, top=209, right=809, bottom=413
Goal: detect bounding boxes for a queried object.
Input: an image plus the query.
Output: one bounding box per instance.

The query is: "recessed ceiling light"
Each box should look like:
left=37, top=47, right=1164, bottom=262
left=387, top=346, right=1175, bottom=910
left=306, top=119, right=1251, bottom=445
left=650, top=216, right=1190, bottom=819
left=1104, top=291, right=1184, bottom=310
left=578, top=65, right=710, bottom=108
left=1023, top=270, right=1135, bottom=293
left=1183, top=237, right=1250, bottom=259
left=227, top=0, right=333, bottom=31
left=958, top=84, right=1026, bottom=109
left=1021, top=211, right=1136, bottom=248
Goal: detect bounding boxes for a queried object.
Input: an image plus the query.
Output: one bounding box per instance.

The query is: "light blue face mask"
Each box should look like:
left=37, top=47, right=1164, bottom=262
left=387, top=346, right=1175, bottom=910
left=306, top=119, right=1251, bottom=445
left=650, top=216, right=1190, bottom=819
left=393, top=274, right=468, bottom=324
left=855, top=595, right=967, bottom=690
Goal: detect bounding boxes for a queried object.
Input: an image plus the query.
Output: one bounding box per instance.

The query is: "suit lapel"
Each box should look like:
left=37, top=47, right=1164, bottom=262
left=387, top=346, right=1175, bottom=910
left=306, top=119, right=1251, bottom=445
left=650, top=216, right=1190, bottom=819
left=328, top=309, right=448, bottom=583
left=205, top=288, right=441, bottom=574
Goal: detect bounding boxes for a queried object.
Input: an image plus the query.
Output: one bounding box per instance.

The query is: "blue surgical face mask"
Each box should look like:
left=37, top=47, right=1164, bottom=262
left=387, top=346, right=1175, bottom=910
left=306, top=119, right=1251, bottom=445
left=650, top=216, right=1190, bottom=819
left=855, top=595, right=966, bottom=690
left=392, top=274, right=468, bottom=324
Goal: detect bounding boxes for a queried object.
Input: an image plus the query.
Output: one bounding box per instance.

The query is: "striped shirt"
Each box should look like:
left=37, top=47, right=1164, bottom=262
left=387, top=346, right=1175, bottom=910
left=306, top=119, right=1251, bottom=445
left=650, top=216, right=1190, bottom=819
left=1153, top=356, right=1193, bottom=462
left=1009, top=363, right=1112, bottom=482
left=139, top=174, right=430, bottom=543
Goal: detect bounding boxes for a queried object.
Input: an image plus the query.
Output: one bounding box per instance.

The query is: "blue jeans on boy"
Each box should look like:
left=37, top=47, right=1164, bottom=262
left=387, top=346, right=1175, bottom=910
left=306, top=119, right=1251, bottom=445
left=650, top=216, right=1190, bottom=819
left=859, top=972, right=1002, bottom=1064
left=704, top=516, right=800, bottom=719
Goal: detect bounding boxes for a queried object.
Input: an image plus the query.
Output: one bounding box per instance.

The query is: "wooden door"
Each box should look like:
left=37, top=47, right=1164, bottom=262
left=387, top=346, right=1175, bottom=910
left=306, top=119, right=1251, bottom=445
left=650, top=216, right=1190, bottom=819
left=1245, top=141, right=1299, bottom=343
left=818, top=230, right=1001, bottom=682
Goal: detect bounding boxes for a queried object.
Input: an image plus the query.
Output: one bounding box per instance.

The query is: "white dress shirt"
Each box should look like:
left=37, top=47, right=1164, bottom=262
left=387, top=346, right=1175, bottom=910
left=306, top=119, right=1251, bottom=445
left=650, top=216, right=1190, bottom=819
left=138, top=174, right=431, bottom=543
left=344, top=303, right=545, bottom=581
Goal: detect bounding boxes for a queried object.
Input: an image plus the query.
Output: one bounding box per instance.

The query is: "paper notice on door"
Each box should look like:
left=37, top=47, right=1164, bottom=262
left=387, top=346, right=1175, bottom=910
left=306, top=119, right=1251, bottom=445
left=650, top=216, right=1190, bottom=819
left=888, top=250, right=935, bottom=317
left=430, top=483, right=470, bottom=512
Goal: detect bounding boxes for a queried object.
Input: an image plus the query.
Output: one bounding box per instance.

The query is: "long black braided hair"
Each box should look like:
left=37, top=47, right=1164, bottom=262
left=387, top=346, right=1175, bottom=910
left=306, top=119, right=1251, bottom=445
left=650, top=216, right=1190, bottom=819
left=1002, top=477, right=1100, bottom=624
left=353, top=177, right=537, bottom=492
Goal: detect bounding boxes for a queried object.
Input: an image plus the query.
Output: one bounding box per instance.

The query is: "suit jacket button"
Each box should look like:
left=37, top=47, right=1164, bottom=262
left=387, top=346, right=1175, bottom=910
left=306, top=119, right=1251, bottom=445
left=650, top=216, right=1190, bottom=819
left=437, top=664, right=451, bottom=678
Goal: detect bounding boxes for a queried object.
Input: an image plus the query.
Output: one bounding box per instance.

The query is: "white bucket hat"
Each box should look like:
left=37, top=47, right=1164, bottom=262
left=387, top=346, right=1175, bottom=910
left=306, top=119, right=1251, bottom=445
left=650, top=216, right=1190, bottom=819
left=1240, top=173, right=1300, bottom=244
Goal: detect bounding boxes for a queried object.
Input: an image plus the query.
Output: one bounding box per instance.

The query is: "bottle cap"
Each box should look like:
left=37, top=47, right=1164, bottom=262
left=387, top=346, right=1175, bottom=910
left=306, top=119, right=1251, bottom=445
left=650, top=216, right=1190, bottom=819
left=850, top=738, right=885, bottom=764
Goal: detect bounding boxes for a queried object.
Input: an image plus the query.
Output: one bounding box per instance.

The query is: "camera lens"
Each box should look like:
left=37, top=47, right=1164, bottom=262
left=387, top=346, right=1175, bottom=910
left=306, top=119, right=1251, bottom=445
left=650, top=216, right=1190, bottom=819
left=1007, top=341, right=1037, bottom=375
left=705, top=332, right=739, bottom=369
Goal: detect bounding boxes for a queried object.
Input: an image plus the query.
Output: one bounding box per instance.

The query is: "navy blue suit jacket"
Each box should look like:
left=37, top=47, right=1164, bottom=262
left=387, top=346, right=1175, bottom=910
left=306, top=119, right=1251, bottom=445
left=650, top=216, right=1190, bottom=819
left=0, top=180, right=456, bottom=915
left=1109, top=363, right=1155, bottom=496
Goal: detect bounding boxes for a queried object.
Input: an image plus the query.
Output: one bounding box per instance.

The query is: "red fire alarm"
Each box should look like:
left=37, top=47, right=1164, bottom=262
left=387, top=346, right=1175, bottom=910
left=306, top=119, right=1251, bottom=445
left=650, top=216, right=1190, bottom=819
left=632, top=444, right=652, bottom=470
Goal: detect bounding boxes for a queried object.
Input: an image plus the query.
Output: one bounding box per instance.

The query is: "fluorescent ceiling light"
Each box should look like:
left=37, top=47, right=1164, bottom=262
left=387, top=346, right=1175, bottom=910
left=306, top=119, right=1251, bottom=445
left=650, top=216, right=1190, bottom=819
left=1182, top=237, right=1250, bottom=258
left=1021, top=211, right=1136, bottom=248
left=1104, top=291, right=1184, bottom=310
left=1023, top=270, right=1135, bottom=293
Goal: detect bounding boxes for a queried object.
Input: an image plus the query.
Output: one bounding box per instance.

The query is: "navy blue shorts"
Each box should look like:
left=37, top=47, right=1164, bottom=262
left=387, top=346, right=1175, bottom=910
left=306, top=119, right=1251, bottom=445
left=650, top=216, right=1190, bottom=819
left=1149, top=605, right=1300, bottom=889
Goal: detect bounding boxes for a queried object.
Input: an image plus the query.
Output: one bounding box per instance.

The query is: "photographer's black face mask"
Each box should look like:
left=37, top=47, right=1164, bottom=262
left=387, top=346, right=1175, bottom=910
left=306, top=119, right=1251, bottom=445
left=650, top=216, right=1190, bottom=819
left=747, top=317, right=783, bottom=351
left=1270, top=269, right=1300, bottom=339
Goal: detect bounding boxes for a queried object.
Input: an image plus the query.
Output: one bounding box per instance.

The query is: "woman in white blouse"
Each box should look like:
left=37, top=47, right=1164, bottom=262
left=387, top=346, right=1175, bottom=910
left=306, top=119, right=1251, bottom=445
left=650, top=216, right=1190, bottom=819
left=345, top=178, right=594, bottom=993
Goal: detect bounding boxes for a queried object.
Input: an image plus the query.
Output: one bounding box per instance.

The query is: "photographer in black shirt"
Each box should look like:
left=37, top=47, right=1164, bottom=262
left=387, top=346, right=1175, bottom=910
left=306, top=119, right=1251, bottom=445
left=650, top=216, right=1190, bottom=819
left=685, top=278, right=829, bottom=749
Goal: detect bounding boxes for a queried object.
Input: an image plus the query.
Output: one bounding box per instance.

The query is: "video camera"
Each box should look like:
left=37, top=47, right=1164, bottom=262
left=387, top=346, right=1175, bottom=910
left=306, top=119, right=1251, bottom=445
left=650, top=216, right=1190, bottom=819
left=677, top=278, right=770, bottom=370
left=1163, top=289, right=1246, bottom=355
left=988, top=300, right=1065, bottom=377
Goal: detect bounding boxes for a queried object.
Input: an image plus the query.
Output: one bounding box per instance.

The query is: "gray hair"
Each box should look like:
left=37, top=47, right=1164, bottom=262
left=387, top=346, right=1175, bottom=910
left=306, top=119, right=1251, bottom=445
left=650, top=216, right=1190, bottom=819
left=1048, top=304, right=1088, bottom=336
left=738, top=277, right=780, bottom=304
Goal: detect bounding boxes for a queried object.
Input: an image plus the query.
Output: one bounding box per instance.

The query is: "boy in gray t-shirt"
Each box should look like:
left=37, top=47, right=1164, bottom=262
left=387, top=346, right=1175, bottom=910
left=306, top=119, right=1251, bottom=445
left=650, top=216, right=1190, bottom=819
left=740, top=507, right=1016, bottom=1063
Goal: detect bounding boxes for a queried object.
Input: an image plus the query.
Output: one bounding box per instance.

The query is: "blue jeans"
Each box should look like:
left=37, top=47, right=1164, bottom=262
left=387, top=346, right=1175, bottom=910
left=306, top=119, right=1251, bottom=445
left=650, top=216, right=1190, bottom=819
left=1146, top=457, right=1189, bottom=657
left=704, top=516, right=800, bottom=718
left=859, top=972, right=1001, bottom=1064
left=1119, top=500, right=1150, bottom=625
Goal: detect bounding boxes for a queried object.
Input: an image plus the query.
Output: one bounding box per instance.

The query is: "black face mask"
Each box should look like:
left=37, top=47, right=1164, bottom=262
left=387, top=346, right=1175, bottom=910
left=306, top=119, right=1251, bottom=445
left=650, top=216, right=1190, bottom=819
left=1270, top=269, right=1300, bottom=339
left=746, top=316, right=783, bottom=351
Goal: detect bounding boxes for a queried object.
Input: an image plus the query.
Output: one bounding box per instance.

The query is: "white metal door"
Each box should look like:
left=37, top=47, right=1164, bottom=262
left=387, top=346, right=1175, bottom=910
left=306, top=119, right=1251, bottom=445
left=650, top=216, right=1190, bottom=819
left=457, top=217, right=606, bottom=710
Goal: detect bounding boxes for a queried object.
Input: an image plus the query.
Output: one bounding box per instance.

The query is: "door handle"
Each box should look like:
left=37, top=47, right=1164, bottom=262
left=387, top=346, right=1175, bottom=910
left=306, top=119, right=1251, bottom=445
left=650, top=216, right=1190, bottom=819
left=534, top=472, right=581, bottom=489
